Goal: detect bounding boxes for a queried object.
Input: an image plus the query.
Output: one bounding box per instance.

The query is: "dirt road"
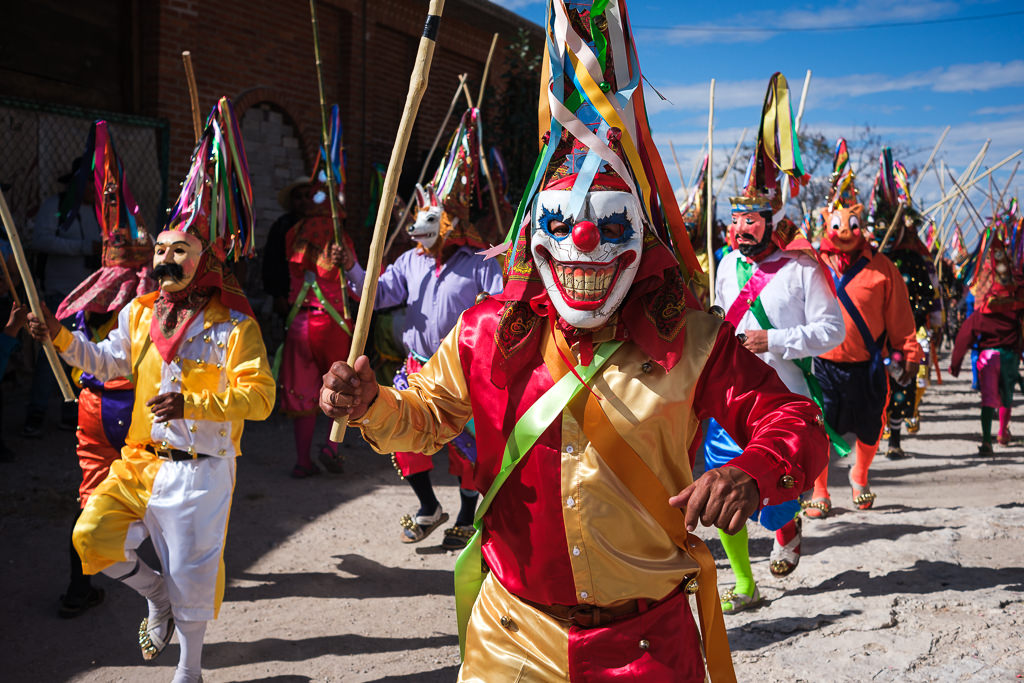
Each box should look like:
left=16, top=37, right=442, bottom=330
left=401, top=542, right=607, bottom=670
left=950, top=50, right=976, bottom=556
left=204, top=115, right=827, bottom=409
left=1, top=367, right=1021, bottom=681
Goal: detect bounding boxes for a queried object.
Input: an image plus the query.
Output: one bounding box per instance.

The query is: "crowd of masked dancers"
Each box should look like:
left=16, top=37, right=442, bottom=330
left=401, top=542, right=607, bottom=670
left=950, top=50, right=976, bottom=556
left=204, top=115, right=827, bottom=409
left=7, top=2, right=1021, bottom=681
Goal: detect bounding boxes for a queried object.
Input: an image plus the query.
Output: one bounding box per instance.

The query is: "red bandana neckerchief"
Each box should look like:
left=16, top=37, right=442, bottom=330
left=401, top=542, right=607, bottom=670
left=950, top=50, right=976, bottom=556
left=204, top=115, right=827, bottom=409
left=819, top=232, right=869, bottom=276
left=149, top=250, right=255, bottom=362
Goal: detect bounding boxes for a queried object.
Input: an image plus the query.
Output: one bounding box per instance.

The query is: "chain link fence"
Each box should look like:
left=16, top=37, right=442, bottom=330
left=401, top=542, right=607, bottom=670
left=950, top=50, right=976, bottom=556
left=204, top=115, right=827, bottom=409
left=0, top=96, right=169, bottom=243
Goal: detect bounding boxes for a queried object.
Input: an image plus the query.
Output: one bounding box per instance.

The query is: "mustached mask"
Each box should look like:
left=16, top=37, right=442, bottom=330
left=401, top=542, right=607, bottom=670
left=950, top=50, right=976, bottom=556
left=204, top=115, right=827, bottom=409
left=729, top=72, right=809, bottom=257
left=530, top=175, right=644, bottom=328
left=728, top=191, right=776, bottom=260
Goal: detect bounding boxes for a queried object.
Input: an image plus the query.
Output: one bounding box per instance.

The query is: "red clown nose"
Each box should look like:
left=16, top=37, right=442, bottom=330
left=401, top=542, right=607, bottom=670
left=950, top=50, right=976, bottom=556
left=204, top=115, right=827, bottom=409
left=572, top=220, right=601, bottom=252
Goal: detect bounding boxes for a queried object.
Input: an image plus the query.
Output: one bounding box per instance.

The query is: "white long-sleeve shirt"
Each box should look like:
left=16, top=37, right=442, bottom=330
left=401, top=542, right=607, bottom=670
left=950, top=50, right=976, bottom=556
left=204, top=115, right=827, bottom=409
left=715, top=248, right=846, bottom=396
left=29, top=194, right=102, bottom=297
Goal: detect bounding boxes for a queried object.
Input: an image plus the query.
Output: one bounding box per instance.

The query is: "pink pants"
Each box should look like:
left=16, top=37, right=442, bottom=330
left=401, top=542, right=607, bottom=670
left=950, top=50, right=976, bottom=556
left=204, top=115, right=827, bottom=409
left=978, top=349, right=1002, bottom=409
left=280, top=308, right=352, bottom=416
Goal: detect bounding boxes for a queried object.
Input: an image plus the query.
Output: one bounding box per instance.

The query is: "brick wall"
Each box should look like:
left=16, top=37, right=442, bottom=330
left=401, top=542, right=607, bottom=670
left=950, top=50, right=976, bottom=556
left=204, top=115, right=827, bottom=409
left=142, top=0, right=541, bottom=253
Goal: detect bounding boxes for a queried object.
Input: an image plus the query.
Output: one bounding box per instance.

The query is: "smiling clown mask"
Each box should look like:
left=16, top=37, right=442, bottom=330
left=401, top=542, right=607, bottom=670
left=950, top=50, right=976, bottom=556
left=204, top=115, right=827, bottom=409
left=530, top=186, right=644, bottom=329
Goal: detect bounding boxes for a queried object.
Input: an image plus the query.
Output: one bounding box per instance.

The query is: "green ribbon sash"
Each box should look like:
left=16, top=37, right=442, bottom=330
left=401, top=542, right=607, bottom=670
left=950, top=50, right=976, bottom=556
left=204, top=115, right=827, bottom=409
left=453, top=339, right=623, bottom=658
left=736, top=259, right=851, bottom=457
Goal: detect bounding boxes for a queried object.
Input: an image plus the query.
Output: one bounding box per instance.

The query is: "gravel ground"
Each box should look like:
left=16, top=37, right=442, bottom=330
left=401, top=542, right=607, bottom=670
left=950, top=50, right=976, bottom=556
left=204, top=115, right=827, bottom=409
left=1, top=357, right=1021, bottom=682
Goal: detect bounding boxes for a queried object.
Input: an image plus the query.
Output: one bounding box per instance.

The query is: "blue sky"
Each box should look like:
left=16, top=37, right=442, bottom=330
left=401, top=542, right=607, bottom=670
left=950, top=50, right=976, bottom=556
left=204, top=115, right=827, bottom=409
left=490, top=0, right=1024, bottom=247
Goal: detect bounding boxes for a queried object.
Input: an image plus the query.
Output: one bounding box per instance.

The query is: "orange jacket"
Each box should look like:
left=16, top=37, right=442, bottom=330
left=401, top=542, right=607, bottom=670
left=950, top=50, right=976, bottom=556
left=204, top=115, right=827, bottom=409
left=820, top=249, right=924, bottom=364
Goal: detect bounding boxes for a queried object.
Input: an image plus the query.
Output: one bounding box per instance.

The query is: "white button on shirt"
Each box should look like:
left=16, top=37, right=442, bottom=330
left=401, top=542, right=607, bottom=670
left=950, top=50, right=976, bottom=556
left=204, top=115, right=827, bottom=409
left=566, top=496, right=576, bottom=509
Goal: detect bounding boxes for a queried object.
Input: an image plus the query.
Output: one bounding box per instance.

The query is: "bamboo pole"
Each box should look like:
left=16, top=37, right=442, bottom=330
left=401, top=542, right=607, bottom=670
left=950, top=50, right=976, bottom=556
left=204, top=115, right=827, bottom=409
left=934, top=160, right=947, bottom=225
left=923, top=149, right=1020, bottom=215
left=995, top=161, right=1019, bottom=212
left=936, top=145, right=990, bottom=247
left=0, top=189, right=75, bottom=402
left=330, top=0, right=446, bottom=442
left=477, top=33, right=499, bottom=106
left=689, top=141, right=706, bottom=188
left=718, top=128, right=747, bottom=184
left=310, top=0, right=351, bottom=320
left=794, top=69, right=811, bottom=134
left=182, top=51, right=202, bottom=142
left=669, top=140, right=686, bottom=195
left=947, top=168, right=991, bottom=234
left=706, top=79, right=715, bottom=306
left=910, top=125, right=950, bottom=198
left=876, top=202, right=906, bottom=254
left=383, top=73, right=469, bottom=257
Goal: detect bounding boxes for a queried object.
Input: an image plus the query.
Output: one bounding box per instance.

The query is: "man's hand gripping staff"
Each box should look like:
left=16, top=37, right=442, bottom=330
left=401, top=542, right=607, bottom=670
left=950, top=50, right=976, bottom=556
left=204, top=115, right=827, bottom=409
left=320, top=357, right=762, bottom=536
left=28, top=303, right=185, bottom=424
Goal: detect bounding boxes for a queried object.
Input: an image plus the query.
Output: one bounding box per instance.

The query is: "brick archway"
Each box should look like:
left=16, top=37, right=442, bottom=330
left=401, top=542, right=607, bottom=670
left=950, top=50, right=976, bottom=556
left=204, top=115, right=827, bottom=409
left=232, top=86, right=319, bottom=169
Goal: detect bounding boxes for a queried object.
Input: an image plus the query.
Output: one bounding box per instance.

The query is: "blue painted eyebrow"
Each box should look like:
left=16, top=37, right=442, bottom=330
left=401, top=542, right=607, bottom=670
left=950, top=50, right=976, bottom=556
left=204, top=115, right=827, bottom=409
left=598, top=210, right=635, bottom=244
left=538, top=206, right=569, bottom=241
left=598, top=210, right=629, bottom=228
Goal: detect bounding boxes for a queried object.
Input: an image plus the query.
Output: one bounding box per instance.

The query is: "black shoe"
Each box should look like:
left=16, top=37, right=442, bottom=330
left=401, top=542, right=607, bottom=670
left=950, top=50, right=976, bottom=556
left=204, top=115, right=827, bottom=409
left=441, top=525, right=475, bottom=550
left=58, top=587, right=104, bottom=618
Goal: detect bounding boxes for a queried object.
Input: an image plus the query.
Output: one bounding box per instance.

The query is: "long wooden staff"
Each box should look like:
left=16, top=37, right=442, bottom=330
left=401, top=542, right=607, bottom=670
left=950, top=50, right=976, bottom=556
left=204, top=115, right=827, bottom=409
left=706, top=79, right=715, bottom=305
left=876, top=202, right=906, bottom=254
left=793, top=69, right=811, bottom=134
left=0, top=189, right=75, bottom=401
left=718, top=128, right=747, bottom=185
left=668, top=140, right=686, bottom=195
left=947, top=169, right=992, bottom=234
left=310, top=0, right=351, bottom=321
left=689, top=141, right=706, bottom=189
left=936, top=144, right=990, bottom=247
left=994, top=161, right=1019, bottom=213
left=911, top=125, right=950, bottom=198
left=330, top=0, right=446, bottom=442
left=924, top=150, right=1021, bottom=215
left=182, top=51, right=202, bottom=142
left=477, top=33, right=499, bottom=106
left=383, top=73, right=469, bottom=257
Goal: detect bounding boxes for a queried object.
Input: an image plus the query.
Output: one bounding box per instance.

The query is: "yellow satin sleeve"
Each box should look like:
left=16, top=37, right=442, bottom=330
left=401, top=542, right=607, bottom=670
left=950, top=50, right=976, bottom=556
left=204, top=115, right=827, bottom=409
left=354, top=317, right=472, bottom=456
left=182, top=317, right=276, bottom=423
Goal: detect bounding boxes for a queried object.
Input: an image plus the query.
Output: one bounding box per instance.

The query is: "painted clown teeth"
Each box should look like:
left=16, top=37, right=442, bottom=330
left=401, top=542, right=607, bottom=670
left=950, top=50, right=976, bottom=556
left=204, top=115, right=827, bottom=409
left=554, top=262, right=617, bottom=302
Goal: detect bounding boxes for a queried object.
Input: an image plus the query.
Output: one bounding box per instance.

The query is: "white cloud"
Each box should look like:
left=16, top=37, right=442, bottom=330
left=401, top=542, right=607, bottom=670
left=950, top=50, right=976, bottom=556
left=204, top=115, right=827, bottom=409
left=974, top=103, right=1024, bottom=116
left=644, top=61, right=1024, bottom=113
left=638, top=0, right=957, bottom=45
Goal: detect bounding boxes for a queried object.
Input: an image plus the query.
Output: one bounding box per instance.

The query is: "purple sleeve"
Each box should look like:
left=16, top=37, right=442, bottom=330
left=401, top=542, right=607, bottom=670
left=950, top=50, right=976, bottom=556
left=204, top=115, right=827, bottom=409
left=478, top=258, right=504, bottom=296
left=349, top=252, right=412, bottom=310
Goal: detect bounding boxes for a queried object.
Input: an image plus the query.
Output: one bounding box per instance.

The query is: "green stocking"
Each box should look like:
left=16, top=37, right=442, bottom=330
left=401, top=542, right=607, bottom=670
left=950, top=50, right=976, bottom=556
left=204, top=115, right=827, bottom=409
left=981, top=406, right=995, bottom=443
left=718, top=524, right=755, bottom=596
